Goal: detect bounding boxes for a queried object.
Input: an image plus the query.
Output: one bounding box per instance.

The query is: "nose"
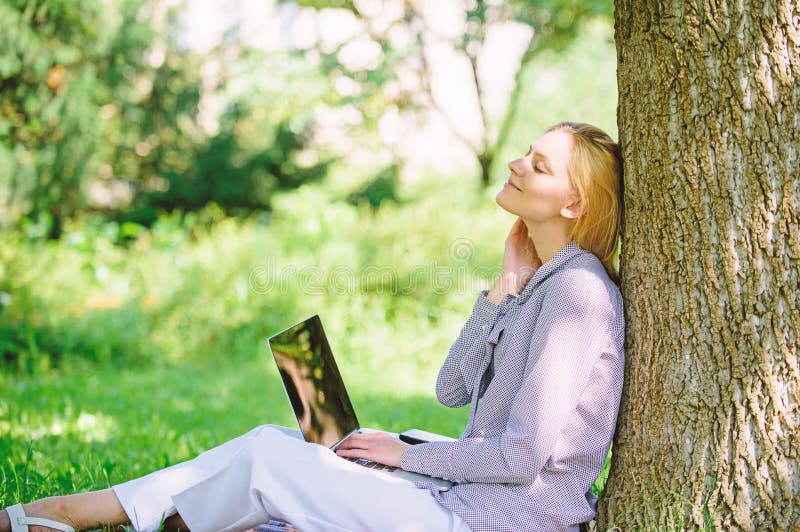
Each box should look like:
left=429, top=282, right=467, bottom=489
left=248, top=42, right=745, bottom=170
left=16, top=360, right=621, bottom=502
left=508, top=157, right=523, bottom=175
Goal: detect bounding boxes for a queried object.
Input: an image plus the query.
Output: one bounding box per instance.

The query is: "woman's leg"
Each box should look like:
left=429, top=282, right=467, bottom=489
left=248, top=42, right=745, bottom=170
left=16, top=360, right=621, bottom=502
left=0, top=425, right=280, bottom=532
left=1, top=489, right=129, bottom=531
left=3, top=425, right=468, bottom=532
left=112, top=425, right=299, bottom=531
left=0, top=491, right=190, bottom=532
left=166, top=426, right=468, bottom=532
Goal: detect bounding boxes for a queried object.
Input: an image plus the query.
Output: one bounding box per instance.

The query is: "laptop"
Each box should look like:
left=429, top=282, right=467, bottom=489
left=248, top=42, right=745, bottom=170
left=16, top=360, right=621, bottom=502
left=267, top=314, right=454, bottom=490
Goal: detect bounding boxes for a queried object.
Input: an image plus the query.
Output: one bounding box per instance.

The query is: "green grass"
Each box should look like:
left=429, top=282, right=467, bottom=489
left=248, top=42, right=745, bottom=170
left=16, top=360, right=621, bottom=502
left=0, top=354, right=469, bottom=505
left=611, top=473, right=718, bottom=532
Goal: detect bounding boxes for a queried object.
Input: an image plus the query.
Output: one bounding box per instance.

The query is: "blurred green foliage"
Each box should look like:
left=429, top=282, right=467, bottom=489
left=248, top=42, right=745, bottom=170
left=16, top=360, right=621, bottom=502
left=0, top=0, right=618, bottom=505
left=0, top=0, right=107, bottom=234
left=0, top=0, right=329, bottom=234
left=0, top=181, right=506, bottom=374
left=0, top=0, right=617, bottom=374
left=1, top=0, right=615, bottom=233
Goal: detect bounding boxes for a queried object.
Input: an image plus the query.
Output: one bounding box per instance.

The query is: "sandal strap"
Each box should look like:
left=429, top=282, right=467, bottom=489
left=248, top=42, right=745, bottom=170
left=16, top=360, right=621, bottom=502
left=6, top=503, right=76, bottom=532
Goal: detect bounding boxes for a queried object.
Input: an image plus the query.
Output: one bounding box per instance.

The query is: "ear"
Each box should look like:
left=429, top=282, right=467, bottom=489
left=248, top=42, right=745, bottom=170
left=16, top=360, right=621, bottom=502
left=560, top=197, right=583, bottom=220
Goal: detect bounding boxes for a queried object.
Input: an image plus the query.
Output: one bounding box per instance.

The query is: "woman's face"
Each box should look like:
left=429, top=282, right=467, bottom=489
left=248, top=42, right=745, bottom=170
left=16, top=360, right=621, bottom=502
left=495, top=130, right=580, bottom=225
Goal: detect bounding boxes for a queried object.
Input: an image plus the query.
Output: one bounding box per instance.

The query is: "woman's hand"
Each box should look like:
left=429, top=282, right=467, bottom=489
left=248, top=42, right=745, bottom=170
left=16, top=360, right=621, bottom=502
left=335, top=432, right=411, bottom=468
left=487, top=218, right=542, bottom=304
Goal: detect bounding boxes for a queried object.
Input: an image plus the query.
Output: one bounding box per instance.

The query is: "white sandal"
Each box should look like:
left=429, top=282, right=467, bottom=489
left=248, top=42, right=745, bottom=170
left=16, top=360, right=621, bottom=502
left=6, top=504, right=76, bottom=532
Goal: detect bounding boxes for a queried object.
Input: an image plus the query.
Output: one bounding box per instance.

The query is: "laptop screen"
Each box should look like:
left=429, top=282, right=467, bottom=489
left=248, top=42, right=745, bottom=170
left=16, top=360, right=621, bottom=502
left=268, top=315, right=360, bottom=448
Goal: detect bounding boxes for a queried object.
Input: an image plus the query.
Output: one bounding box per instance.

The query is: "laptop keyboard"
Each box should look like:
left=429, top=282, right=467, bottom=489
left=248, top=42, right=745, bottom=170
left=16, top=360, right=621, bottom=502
left=344, top=456, right=398, bottom=472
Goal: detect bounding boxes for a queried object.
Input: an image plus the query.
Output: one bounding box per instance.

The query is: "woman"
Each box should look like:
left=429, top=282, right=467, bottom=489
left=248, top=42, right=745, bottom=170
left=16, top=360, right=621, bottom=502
left=2, top=122, right=624, bottom=532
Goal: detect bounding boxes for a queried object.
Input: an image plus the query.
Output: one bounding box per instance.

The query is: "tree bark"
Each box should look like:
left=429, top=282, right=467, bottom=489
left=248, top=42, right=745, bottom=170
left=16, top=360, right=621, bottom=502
left=600, top=0, right=800, bottom=529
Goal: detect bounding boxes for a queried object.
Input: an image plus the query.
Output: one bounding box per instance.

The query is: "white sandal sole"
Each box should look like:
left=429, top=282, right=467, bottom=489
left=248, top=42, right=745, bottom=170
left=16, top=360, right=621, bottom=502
left=6, top=503, right=76, bottom=532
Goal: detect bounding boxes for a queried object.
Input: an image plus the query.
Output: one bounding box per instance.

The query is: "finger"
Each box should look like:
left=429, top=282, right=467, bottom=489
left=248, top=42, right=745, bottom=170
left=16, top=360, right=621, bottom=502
left=354, top=432, right=386, bottom=443
left=337, top=439, right=369, bottom=450
left=335, top=448, right=371, bottom=460
left=348, top=432, right=377, bottom=441
left=340, top=433, right=367, bottom=445
left=513, top=220, right=530, bottom=240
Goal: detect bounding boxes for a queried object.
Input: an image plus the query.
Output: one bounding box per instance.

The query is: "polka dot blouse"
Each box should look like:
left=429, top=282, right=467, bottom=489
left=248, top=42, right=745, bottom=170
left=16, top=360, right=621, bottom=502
left=401, top=241, right=625, bottom=532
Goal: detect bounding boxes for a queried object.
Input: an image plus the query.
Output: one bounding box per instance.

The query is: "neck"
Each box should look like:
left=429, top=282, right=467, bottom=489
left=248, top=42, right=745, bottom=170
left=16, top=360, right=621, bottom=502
left=522, top=219, right=572, bottom=265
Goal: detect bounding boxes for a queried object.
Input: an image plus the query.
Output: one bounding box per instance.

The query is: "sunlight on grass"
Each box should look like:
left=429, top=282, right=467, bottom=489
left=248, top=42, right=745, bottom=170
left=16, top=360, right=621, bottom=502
left=0, top=411, right=117, bottom=443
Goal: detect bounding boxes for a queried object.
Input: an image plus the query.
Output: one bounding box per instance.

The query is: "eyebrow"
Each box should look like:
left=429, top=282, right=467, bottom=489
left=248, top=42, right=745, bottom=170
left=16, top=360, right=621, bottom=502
left=529, top=144, right=553, bottom=171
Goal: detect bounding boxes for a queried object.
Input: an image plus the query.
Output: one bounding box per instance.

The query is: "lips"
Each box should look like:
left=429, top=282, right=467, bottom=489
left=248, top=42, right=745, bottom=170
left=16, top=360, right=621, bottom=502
left=505, top=179, right=521, bottom=191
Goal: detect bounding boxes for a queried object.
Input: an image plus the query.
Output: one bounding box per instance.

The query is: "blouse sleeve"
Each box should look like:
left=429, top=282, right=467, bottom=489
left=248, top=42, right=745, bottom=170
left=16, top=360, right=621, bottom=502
left=434, top=290, right=504, bottom=408
left=402, top=270, right=621, bottom=484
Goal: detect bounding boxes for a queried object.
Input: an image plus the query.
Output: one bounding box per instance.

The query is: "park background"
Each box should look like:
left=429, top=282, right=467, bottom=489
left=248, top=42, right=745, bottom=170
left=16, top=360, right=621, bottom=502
left=0, top=0, right=618, bottom=511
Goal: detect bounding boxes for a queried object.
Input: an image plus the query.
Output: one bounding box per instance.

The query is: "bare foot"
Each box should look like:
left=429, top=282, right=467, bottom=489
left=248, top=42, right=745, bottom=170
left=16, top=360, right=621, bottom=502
left=4, top=489, right=131, bottom=532
left=4, top=498, right=79, bottom=532
left=33, top=498, right=76, bottom=530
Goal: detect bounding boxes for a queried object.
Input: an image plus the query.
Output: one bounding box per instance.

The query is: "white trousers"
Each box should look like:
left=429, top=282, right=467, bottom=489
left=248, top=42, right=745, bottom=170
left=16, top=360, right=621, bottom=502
left=112, top=425, right=470, bottom=532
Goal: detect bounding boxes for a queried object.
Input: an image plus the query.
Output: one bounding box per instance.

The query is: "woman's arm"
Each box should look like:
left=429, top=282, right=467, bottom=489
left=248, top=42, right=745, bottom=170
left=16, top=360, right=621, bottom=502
left=403, top=270, right=624, bottom=484
left=435, top=291, right=501, bottom=407
left=437, top=219, right=541, bottom=408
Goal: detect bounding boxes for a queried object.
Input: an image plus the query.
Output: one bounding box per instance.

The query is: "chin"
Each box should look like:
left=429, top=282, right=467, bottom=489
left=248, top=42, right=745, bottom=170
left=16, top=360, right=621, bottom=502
left=495, top=189, right=517, bottom=215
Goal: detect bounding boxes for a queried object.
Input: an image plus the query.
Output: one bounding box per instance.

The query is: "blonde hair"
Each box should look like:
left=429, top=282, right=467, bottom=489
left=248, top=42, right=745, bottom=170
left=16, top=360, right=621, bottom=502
left=546, top=122, right=623, bottom=281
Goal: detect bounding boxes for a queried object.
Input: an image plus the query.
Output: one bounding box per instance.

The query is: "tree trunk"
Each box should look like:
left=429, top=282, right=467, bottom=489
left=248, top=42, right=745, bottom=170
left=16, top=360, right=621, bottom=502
left=478, top=153, right=492, bottom=189
left=599, top=1, right=800, bottom=529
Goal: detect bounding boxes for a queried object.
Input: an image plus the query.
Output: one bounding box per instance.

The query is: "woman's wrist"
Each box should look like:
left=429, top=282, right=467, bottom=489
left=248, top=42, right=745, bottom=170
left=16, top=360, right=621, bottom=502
left=487, top=272, right=524, bottom=304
